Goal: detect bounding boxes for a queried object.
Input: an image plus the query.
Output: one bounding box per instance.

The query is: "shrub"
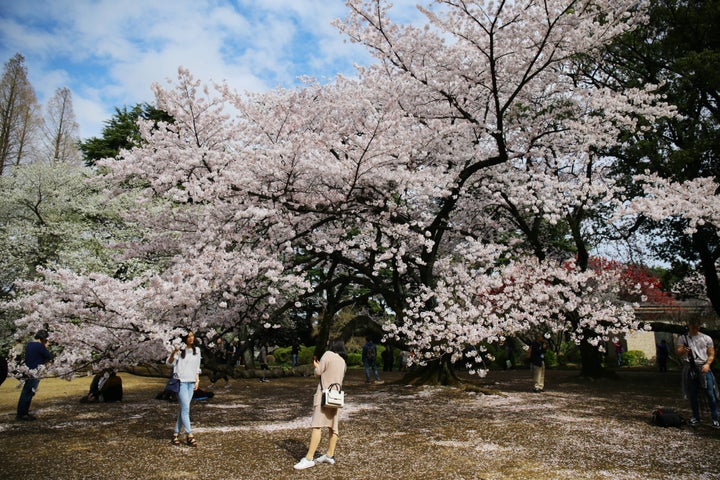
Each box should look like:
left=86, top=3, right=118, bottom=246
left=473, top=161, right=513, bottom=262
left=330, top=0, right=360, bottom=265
left=544, top=349, right=558, bottom=368
left=347, top=352, right=362, bottom=367
left=622, top=350, right=648, bottom=367
left=271, top=346, right=289, bottom=364
left=559, top=343, right=582, bottom=365
left=270, top=345, right=314, bottom=366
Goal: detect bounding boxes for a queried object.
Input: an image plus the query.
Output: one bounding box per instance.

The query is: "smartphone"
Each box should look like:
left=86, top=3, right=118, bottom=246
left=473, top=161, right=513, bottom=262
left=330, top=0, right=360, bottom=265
left=313, top=355, right=317, bottom=362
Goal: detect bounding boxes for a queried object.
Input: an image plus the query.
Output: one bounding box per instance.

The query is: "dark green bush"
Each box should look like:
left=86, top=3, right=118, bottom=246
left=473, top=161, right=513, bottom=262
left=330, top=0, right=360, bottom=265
left=347, top=352, right=362, bottom=367
left=271, top=345, right=314, bottom=365
left=622, top=350, right=648, bottom=367
left=544, top=349, right=558, bottom=368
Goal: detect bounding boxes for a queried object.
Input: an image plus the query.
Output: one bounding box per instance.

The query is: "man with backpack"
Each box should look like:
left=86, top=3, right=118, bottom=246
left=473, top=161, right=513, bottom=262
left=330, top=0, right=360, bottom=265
left=362, top=336, right=381, bottom=383
left=677, top=319, right=720, bottom=428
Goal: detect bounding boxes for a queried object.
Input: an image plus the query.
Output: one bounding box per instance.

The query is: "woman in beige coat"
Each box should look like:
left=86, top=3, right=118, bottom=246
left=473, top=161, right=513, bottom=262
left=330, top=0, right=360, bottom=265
left=294, top=339, right=347, bottom=470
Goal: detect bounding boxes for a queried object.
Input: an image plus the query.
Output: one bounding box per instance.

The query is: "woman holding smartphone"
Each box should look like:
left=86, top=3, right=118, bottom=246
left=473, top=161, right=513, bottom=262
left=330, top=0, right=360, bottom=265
left=167, top=331, right=202, bottom=446
left=294, top=339, right=347, bottom=470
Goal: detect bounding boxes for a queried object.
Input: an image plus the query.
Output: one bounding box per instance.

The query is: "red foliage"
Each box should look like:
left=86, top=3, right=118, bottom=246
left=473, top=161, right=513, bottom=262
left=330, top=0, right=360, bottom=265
left=587, top=257, right=676, bottom=306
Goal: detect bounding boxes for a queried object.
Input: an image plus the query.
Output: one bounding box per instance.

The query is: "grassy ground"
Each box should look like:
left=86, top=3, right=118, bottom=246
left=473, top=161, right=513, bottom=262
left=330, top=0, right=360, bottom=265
left=1, top=366, right=719, bottom=480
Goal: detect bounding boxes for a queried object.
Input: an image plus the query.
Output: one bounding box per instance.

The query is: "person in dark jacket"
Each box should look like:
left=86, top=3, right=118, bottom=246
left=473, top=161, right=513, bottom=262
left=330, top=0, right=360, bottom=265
left=656, top=339, right=670, bottom=372
left=362, top=337, right=381, bottom=383
left=0, top=355, right=8, bottom=387
left=16, top=329, right=53, bottom=421
left=381, top=343, right=394, bottom=372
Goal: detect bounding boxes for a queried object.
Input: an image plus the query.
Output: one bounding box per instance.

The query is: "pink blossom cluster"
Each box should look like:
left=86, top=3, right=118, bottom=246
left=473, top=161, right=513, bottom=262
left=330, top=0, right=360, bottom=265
left=8, top=1, right=674, bottom=378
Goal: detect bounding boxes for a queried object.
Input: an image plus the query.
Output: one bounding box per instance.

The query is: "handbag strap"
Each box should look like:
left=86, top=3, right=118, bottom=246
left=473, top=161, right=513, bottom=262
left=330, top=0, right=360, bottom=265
left=320, top=379, right=343, bottom=391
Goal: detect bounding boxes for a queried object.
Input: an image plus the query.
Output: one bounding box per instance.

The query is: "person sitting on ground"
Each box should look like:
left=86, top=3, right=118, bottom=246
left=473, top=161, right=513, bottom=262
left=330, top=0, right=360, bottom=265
left=192, top=387, right=215, bottom=401
left=80, top=369, right=123, bottom=403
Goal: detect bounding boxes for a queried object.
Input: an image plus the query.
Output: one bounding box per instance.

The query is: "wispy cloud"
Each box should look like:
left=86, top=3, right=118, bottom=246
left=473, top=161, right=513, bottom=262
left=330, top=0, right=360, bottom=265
left=0, top=0, right=426, bottom=138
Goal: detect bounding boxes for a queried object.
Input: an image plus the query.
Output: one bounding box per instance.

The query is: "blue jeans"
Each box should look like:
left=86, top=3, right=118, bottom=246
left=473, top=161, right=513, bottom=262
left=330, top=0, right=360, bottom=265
left=175, top=381, right=195, bottom=434
left=364, top=361, right=380, bottom=381
left=689, top=371, right=719, bottom=422
left=17, top=377, right=40, bottom=417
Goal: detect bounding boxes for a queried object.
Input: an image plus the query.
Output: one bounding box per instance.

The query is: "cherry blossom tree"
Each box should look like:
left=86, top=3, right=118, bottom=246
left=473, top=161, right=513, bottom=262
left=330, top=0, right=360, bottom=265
left=7, top=1, right=674, bottom=382
left=592, top=0, right=720, bottom=317
left=329, top=0, right=670, bottom=379
left=622, top=174, right=720, bottom=315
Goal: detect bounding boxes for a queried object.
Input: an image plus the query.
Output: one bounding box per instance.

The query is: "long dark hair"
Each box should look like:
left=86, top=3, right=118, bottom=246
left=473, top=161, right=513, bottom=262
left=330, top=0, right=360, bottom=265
left=180, top=332, right=197, bottom=358
left=328, top=339, right=347, bottom=360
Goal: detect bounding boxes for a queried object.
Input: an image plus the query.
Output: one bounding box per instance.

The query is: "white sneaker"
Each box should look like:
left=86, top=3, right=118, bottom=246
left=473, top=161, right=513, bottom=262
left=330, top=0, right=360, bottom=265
left=293, top=458, right=315, bottom=470
left=315, top=454, right=335, bottom=465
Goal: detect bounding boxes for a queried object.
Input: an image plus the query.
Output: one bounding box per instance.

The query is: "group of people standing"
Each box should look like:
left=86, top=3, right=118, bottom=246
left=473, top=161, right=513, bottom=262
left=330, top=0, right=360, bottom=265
left=528, top=320, right=720, bottom=431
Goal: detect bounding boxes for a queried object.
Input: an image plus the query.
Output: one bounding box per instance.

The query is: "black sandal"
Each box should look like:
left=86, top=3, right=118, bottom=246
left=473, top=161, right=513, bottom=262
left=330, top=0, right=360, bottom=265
left=187, top=434, right=197, bottom=447
left=171, top=433, right=180, bottom=446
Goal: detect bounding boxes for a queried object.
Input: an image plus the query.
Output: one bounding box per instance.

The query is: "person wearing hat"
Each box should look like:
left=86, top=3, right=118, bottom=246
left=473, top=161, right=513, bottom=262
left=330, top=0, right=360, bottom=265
left=16, top=329, right=53, bottom=421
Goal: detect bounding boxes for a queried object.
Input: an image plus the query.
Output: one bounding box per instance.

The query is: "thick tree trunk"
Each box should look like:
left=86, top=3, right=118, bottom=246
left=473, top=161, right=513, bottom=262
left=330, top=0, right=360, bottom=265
left=313, top=307, right=335, bottom=360
left=694, top=227, right=720, bottom=317
left=401, top=356, right=460, bottom=386
left=579, top=340, right=611, bottom=379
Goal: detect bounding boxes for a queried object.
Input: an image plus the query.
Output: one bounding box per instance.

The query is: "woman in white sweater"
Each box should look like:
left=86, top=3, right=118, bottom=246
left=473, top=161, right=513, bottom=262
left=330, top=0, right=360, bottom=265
left=167, top=331, right=202, bottom=446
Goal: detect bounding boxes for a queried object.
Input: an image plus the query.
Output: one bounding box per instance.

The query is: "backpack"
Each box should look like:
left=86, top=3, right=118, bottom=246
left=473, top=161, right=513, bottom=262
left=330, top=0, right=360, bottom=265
left=651, top=408, right=685, bottom=428
left=366, top=343, right=376, bottom=364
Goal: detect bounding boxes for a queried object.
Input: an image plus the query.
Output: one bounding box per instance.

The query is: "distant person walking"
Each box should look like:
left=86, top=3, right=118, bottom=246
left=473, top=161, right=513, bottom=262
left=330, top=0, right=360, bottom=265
left=656, top=339, right=670, bottom=373
left=294, top=339, right=347, bottom=470
left=362, top=336, right=381, bottom=383
left=258, top=344, right=270, bottom=382
left=504, top=338, right=516, bottom=370
left=381, top=343, right=394, bottom=372
left=167, top=331, right=202, bottom=446
left=677, top=320, right=720, bottom=428
left=614, top=341, right=624, bottom=367
left=16, top=329, right=53, bottom=421
left=399, top=350, right=410, bottom=371
left=292, top=340, right=300, bottom=367
left=529, top=334, right=548, bottom=393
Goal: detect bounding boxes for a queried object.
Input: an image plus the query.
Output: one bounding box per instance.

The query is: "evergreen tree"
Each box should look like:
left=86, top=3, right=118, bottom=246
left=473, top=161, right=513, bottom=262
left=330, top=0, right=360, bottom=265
left=596, top=0, right=720, bottom=314
left=78, top=103, right=172, bottom=166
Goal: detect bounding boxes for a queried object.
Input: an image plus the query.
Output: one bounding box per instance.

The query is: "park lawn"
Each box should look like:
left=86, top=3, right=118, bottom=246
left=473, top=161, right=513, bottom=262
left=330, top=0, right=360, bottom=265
left=1, top=367, right=719, bottom=480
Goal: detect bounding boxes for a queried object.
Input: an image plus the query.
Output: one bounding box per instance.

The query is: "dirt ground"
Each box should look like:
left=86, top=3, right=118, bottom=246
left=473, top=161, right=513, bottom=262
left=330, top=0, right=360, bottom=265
left=1, top=366, right=719, bottom=480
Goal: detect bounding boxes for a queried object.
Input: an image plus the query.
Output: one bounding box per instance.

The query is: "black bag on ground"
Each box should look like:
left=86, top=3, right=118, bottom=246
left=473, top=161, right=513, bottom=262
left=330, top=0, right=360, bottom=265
left=651, top=408, right=685, bottom=427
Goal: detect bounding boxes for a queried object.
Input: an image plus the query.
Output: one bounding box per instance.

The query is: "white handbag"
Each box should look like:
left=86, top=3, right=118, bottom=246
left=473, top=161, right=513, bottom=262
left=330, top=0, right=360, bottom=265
left=321, top=382, right=345, bottom=408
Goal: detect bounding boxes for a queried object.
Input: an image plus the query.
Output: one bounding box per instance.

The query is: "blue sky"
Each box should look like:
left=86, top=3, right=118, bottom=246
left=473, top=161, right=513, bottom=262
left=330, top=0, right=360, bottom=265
left=0, top=0, right=426, bottom=139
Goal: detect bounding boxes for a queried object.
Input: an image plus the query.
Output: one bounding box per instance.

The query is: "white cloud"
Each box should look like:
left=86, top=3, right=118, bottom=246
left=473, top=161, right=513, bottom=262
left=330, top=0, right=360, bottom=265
left=0, top=0, right=426, bottom=138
